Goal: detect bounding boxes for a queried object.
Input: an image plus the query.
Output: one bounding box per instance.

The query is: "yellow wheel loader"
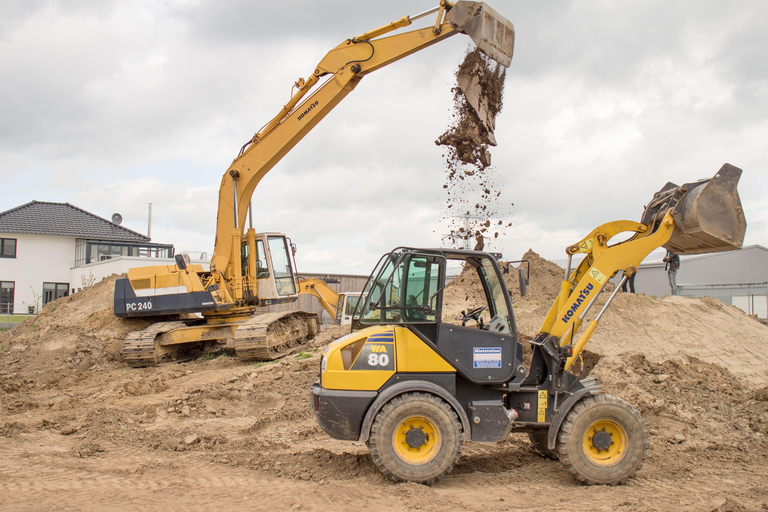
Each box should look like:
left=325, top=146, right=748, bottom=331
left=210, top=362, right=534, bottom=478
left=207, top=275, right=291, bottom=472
left=311, top=165, right=746, bottom=485
left=112, top=1, right=516, bottom=366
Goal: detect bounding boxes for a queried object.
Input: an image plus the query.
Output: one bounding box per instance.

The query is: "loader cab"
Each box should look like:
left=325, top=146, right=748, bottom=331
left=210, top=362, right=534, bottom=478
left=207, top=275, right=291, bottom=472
left=353, top=247, right=522, bottom=384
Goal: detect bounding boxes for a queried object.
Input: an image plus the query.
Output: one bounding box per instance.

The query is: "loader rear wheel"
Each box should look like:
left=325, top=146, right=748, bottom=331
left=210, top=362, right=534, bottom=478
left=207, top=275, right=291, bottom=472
left=557, top=394, right=648, bottom=485
left=528, top=429, right=558, bottom=460
left=368, top=392, right=462, bottom=484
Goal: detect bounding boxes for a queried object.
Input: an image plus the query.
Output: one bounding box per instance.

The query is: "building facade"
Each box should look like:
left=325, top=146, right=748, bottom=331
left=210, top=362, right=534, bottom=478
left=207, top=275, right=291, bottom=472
left=0, top=201, right=174, bottom=314
left=613, top=245, right=768, bottom=319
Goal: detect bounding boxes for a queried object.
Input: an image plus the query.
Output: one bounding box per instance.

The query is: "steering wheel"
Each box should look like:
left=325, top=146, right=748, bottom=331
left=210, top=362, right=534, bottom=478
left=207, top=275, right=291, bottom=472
left=461, top=306, right=487, bottom=328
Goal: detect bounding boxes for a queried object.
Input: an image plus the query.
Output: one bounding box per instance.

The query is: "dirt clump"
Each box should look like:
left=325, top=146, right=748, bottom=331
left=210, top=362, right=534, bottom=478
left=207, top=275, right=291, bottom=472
left=436, top=47, right=505, bottom=168
left=437, top=48, right=511, bottom=250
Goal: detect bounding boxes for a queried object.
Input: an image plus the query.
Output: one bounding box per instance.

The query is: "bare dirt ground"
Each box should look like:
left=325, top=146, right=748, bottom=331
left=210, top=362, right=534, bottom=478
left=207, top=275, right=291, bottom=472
left=2, top=266, right=768, bottom=512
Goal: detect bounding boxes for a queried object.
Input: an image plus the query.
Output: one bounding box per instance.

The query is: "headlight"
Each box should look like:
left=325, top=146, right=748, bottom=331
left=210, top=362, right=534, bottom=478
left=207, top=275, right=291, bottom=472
left=320, top=355, right=327, bottom=374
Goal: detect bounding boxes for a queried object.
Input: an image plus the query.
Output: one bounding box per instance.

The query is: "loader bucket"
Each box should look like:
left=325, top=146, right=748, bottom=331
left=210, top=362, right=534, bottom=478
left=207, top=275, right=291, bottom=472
left=446, top=1, right=515, bottom=68
left=640, top=164, right=747, bottom=255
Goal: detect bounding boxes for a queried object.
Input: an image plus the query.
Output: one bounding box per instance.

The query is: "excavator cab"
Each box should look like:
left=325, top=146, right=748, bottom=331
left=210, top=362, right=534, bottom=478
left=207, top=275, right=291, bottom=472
left=245, top=232, right=299, bottom=304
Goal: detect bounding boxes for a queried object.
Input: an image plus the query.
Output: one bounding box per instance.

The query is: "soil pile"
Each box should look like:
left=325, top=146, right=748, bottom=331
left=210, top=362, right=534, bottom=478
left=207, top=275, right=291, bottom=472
left=437, top=48, right=511, bottom=251
left=2, top=254, right=768, bottom=510
left=590, top=293, right=768, bottom=388
left=0, top=275, right=153, bottom=378
left=442, top=249, right=564, bottom=321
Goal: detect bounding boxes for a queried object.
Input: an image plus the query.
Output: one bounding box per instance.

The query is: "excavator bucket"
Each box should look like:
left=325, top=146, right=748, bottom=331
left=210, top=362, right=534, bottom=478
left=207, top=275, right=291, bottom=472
left=640, top=164, right=747, bottom=255
left=444, top=2, right=515, bottom=146
left=446, top=1, right=515, bottom=68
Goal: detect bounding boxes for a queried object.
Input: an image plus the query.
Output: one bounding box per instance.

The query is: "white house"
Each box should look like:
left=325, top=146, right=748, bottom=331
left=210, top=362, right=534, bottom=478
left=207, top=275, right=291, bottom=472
left=0, top=201, right=179, bottom=314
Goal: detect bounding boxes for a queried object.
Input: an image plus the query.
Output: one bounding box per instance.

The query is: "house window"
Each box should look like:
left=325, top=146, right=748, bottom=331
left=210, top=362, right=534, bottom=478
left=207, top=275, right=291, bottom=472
left=74, top=239, right=175, bottom=267
left=0, top=238, right=16, bottom=258
left=43, top=282, right=69, bottom=305
left=0, top=281, right=14, bottom=314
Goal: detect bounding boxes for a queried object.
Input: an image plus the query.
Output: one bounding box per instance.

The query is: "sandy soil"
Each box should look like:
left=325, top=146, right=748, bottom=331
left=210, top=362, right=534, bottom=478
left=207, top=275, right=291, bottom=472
left=2, top=269, right=768, bottom=512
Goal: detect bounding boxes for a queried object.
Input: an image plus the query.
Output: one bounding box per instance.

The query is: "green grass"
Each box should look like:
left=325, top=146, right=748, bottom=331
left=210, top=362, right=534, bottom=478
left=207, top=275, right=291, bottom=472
left=1, top=315, right=32, bottom=324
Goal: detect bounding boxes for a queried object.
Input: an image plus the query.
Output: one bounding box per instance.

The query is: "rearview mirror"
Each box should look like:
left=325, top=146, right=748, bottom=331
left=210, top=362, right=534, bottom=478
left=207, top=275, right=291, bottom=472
left=507, top=259, right=530, bottom=297
left=175, top=254, right=187, bottom=271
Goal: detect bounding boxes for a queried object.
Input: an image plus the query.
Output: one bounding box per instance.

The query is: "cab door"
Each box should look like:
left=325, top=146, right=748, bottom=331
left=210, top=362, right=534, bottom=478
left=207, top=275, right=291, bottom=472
left=435, top=255, right=520, bottom=384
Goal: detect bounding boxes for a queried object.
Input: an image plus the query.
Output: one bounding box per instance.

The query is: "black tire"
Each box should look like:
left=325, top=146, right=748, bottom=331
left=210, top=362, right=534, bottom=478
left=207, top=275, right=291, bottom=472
left=528, top=429, right=558, bottom=460
left=368, top=392, right=462, bottom=484
left=557, top=394, right=648, bottom=485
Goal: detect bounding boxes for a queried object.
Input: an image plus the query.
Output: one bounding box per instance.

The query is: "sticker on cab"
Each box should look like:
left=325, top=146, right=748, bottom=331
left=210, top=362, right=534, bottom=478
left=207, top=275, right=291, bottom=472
left=473, top=347, right=502, bottom=369
left=351, top=331, right=395, bottom=371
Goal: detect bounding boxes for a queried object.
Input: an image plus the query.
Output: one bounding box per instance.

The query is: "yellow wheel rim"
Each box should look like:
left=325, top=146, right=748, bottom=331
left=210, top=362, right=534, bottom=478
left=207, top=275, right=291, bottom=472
left=582, top=419, right=626, bottom=466
left=393, top=416, right=440, bottom=465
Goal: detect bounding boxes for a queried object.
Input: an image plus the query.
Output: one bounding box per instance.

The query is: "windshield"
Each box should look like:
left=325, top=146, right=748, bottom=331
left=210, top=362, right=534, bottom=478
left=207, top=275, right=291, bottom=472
left=358, top=250, right=441, bottom=325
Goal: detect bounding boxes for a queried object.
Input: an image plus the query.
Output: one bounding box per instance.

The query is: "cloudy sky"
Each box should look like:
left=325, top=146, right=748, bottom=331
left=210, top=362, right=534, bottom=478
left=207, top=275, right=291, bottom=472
left=2, top=0, right=767, bottom=275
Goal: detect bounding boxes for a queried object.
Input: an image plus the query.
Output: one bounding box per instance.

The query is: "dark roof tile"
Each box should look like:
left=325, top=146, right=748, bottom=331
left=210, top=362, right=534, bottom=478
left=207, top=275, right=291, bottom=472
left=0, top=201, right=150, bottom=242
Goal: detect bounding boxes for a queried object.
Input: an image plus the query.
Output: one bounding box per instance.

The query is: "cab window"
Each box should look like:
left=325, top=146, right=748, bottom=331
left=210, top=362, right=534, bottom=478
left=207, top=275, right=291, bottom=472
left=359, top=252, right=441, bottom=325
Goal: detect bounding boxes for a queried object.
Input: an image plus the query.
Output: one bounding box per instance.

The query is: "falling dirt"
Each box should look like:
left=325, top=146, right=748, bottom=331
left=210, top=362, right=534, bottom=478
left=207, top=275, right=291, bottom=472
left=2, top=265, right=768, bottom=511
left=437, top=48, right=512, bottom=251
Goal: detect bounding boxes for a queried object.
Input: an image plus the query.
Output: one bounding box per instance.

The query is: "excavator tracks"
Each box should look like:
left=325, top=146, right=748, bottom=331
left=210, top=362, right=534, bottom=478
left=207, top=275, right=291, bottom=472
left=234, top=311, right=318, bottom=362
left=122, top=312, right=319, bottom=367
left=122, top=321, right=189, bottom=368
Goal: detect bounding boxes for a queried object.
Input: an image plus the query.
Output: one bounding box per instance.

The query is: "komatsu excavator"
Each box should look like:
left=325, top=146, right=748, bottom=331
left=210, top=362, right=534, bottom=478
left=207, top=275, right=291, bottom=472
left=311, top=165, right=747, bottom=485
left=113, top=1, right=515, bottom=366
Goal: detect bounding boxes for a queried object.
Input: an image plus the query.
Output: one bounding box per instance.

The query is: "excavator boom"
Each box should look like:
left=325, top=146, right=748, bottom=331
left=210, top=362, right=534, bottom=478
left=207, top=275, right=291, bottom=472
left=211, top=1, right=515, bottom=288
left=114, top=1, right=516, bottom=366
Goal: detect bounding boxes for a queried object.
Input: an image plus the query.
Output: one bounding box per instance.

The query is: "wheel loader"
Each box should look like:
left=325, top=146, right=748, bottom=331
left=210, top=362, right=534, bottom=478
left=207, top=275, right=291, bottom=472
left=311, top=165, right=747, bottom=485
left=112, top=1, right=515, bottom=366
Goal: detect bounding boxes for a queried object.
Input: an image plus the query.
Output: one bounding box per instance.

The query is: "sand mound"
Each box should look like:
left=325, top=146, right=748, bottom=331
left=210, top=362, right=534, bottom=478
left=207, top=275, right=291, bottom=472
left=443, top=249, right=564, bottom=320
left=0, top=275, right=153, bottom=379
left=590, top=293, right=768, bottom=387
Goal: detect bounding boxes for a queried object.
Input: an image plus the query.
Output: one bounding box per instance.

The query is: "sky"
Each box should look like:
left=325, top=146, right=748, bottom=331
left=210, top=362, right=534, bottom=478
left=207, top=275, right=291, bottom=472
left=2, top=0, right=767, bottom=275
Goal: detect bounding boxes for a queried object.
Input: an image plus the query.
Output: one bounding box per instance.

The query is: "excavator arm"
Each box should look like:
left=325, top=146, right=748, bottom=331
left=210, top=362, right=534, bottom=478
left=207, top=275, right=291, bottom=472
left=298, top=278, right=341, bottom=320
left=208, top=1, right=515, bottom=302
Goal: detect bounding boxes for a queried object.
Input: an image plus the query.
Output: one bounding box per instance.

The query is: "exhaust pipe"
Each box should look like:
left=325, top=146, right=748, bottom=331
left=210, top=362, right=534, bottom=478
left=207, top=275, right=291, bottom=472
left=641, top=164, right=747, bottom=255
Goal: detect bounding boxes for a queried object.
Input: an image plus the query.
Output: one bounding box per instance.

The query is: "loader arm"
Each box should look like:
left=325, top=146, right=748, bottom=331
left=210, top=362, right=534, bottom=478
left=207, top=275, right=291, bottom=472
left=537, top=164, right=746, bottom=372
left=208, top=1, right=515, bottom=301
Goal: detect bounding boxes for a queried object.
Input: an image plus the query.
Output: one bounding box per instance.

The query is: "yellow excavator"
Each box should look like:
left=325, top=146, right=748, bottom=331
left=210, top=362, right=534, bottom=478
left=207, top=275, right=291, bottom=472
left=113, top=1, right=516, bottom=366
left=311, top=165, right=746, bottom=485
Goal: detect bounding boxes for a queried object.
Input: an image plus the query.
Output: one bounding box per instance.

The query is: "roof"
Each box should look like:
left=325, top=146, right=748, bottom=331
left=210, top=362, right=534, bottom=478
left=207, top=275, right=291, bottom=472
left=641, top=244, right=768, bottom=267
left=0, top=201, right=150, bottom=242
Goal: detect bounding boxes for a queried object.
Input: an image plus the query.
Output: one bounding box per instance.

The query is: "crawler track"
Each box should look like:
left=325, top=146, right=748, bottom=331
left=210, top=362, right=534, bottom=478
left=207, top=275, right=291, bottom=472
left=122, top=312, right=319, bottom=367
left=122, top=321, right=189, bottom=367
left=234, top=311, right=318, bottom=361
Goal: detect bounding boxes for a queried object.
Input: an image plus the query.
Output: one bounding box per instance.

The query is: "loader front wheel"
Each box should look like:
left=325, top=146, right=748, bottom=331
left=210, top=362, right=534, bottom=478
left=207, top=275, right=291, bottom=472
left=368, top=392, right=462, bottom=484
left=557, top=394, right=648, bottom=485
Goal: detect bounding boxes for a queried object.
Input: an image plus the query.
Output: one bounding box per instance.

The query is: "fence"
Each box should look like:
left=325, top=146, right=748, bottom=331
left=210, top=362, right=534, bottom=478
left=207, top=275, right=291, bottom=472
left=1, top=301, right=35, bottom=331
